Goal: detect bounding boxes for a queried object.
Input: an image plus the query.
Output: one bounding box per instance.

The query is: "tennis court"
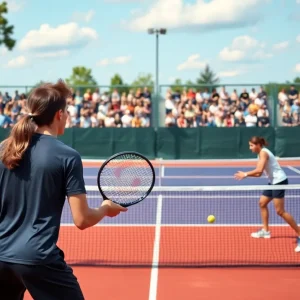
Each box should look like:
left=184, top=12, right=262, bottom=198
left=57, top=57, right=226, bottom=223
left=25, top=158, right=300, bottom=300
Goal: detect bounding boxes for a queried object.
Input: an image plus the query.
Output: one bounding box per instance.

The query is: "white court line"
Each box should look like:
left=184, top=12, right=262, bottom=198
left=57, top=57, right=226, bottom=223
left=149, top=195, right=162, bottom=300
left=85, top=195, right=299, bottom=199
left=60, top=223, right=292, bottom=227
left=287, top=166, right=300, bottom=175
left=82, top=157, right=300, bottom=163
left=161, top=165, right=165, bottom=177
left=83, top=175, right=300, bottom=179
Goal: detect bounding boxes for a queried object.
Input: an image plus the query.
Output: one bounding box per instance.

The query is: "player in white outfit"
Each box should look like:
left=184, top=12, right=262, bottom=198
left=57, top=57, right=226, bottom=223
left=234, top=136, right=300, bottom=252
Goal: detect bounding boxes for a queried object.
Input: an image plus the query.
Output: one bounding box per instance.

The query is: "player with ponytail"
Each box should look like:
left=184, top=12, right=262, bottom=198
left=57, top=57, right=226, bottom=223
left=234, top=136, right=300, bottom=252
left=0, top=80, right=126, bottom=299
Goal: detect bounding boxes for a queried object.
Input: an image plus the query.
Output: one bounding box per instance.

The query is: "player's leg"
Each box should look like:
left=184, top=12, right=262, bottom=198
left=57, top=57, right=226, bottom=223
left=273, top=196, right=300, bottom=252
left=251, top=194, right=273, bottom=238
left=273, top=197, right=300, bottom=235
left=14, top=258, right=84, bottom=300
left=0, top=261, right=26, bottom=300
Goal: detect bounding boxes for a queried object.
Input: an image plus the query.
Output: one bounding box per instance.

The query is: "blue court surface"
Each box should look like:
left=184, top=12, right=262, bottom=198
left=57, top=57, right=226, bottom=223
left=60, top=165, right=300, bottom=226
left=82, top=165, right=300, bottom=186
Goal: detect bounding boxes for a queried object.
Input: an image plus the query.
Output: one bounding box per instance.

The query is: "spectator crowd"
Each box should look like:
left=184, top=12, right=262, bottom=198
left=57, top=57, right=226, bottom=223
left=278, top=85, right=300, bottom=127
left=1, top=84, right=299, bottom=129
left=0, top=87, right=152, bottom=128
left=165, top=86, right=271, bottom=128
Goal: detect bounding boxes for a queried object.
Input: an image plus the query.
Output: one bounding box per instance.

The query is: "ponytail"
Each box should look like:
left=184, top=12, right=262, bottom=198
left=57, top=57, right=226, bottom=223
left=259, top=137, right=268, bottom=146
left=249, top=136, right=268, bottom=147
left=0, top=114, right=36, bottom=170
left=0, top=80, right=71, bottom=170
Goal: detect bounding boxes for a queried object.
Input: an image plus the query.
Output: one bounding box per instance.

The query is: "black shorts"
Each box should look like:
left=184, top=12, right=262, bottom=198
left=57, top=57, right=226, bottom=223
left=0, top=257, right=84, bottom=300
left=262, top=178, right=288, bottom=199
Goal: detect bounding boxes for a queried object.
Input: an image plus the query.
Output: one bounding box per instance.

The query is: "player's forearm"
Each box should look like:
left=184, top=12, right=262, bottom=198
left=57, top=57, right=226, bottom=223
left=79, top=207, right=108, bottom=230
left=244, top=169, right=263, bottom=178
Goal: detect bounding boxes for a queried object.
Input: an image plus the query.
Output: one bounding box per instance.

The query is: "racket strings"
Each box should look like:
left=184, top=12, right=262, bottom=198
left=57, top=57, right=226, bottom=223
left=99, top=153, right=154, bottom=204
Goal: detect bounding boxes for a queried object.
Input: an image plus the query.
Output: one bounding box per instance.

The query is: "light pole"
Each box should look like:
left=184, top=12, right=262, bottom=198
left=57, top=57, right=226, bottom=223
left=148, top=28, right=167, bottom=128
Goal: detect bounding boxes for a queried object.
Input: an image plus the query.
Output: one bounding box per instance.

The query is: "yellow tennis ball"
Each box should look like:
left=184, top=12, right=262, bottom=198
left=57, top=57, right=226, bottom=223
left=207, top=215, right=215, bottom=223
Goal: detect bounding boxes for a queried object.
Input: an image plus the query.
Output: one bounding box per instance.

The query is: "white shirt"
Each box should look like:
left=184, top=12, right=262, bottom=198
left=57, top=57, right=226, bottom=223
left=245, top=114, right=257, bottom=127
left=260, top=148, right=287, bottom=184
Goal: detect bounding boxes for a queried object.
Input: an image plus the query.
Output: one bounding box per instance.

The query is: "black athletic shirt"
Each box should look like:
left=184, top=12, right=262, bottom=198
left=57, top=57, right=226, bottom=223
left=0, top=133, right=86, bottom=265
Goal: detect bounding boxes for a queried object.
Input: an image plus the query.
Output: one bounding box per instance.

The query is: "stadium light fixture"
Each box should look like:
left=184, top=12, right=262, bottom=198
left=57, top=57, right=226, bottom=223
left=147, top=28, right=167, bottom=128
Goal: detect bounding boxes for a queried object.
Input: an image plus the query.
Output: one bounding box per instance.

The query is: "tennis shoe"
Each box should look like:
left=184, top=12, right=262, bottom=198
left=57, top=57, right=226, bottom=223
left=295, top=237, right=300, bottom=253
left=251, top=229, right=271, bottom=239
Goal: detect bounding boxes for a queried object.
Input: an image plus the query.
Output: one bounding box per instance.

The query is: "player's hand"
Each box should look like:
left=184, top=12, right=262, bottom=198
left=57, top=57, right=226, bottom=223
left=101, top=200, right=128, bottom=217
left=234, top=171, right=247, bottom=180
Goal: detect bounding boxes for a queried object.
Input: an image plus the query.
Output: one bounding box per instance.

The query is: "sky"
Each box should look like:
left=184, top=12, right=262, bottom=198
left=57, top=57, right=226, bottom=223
left=1, top=0, right=300, bottom=92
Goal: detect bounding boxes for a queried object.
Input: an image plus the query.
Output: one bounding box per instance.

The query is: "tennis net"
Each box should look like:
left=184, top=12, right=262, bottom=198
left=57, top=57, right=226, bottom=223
left=58, top=184, right=300, bottom=267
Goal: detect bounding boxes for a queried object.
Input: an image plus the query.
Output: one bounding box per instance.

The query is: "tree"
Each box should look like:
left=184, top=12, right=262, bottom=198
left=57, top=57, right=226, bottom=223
left=169, top=78, right=200, bottom=93
left=110, top=73, right=130, bottom=95
left=170, top=78, right=185, bottom=94
left=65, top=66, right=98, bottom=93
left=185, top=79, right=200, bottom=91
left=0, top=1, right=16, bottom=50
left=195, top=64, right=220, bottom=90
left=294, top=77, right=300, bottom=84
left=131, top=73, right=154, bottom=92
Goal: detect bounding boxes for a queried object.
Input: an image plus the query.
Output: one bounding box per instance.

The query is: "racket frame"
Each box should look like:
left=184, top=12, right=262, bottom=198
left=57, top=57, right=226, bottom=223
left=97, top=151, right=156, bottom=207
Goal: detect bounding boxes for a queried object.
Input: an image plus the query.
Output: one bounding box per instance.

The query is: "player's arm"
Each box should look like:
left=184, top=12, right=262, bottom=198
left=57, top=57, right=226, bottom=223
left=65, top=153, right=127, bottom=230
left=68, top=194, right=127, bottom=230
left=234, top=151, right=268, bottom=180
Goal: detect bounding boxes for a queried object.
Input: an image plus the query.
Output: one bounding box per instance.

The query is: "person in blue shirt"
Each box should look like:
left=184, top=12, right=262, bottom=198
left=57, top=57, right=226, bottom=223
left=0, top=80, right=127, bottom=299
left=234, top=136, right=300, bottom=252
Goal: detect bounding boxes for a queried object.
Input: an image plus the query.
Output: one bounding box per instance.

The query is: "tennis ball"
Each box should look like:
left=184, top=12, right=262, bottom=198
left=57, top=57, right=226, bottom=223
left=207, top=215, right=215, bottom=223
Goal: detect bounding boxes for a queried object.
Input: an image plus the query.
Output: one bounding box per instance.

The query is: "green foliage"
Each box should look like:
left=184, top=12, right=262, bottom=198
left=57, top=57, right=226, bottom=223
left=170, top=78, right=185, bottom=93
left=110, top=73, right=130, bottom=95
left=65, top=66, right=98, bottom=93
left=0, top=1, right=16, bottom=50
left=169, top=65, right=220, bottom=92
left=294, top=77, right=300, bottom=84
left=195, top=64, right=220, bottom=90
left=131, top=73, right=154, bottom=92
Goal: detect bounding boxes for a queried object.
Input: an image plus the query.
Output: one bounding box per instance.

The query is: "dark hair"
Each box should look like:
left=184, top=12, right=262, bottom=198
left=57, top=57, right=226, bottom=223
left=0, top=80, right=71, bottom=170
left=249, top=136, right=268, bottom=147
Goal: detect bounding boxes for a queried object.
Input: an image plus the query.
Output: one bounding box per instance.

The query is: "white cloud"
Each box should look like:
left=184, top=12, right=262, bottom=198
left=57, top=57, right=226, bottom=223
left=6, top=56, right=29, bottom=68
left=6, top=0, right=25, bottom=12
left=252, top=50, right=273, bottom=59
left=296, top=0, right=300, bottom=4
left=35, top=50, right=70, bottom=58
left=113, top=56, right=132, bottom=64
left=97, top=56, right=132, bottom=66
left=97, top=58, right=110, bottom=66
left=297, top=35, right=300, bottom=43
left=295, top=64, right=300, bottom=72
left=273, top=41, right=289, bottom=50
left=230, top=35, right=261, bottom=50
left=72, top=10, right=95, bottom=23
left=219, top=48, right=245, bottom=62
left=219, top=35, right=272, bottom=62
left=218, top=70, right=242, bottom=78
left=19, top=22, right=98, bottom=52
left=177, top=54, right=207, bottom=71
left=123, top=0, right=269, bottom=32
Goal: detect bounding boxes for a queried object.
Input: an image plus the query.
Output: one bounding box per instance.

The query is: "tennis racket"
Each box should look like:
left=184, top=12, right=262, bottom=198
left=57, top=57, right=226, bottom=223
left=97, top=151, right=155, bottom=207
